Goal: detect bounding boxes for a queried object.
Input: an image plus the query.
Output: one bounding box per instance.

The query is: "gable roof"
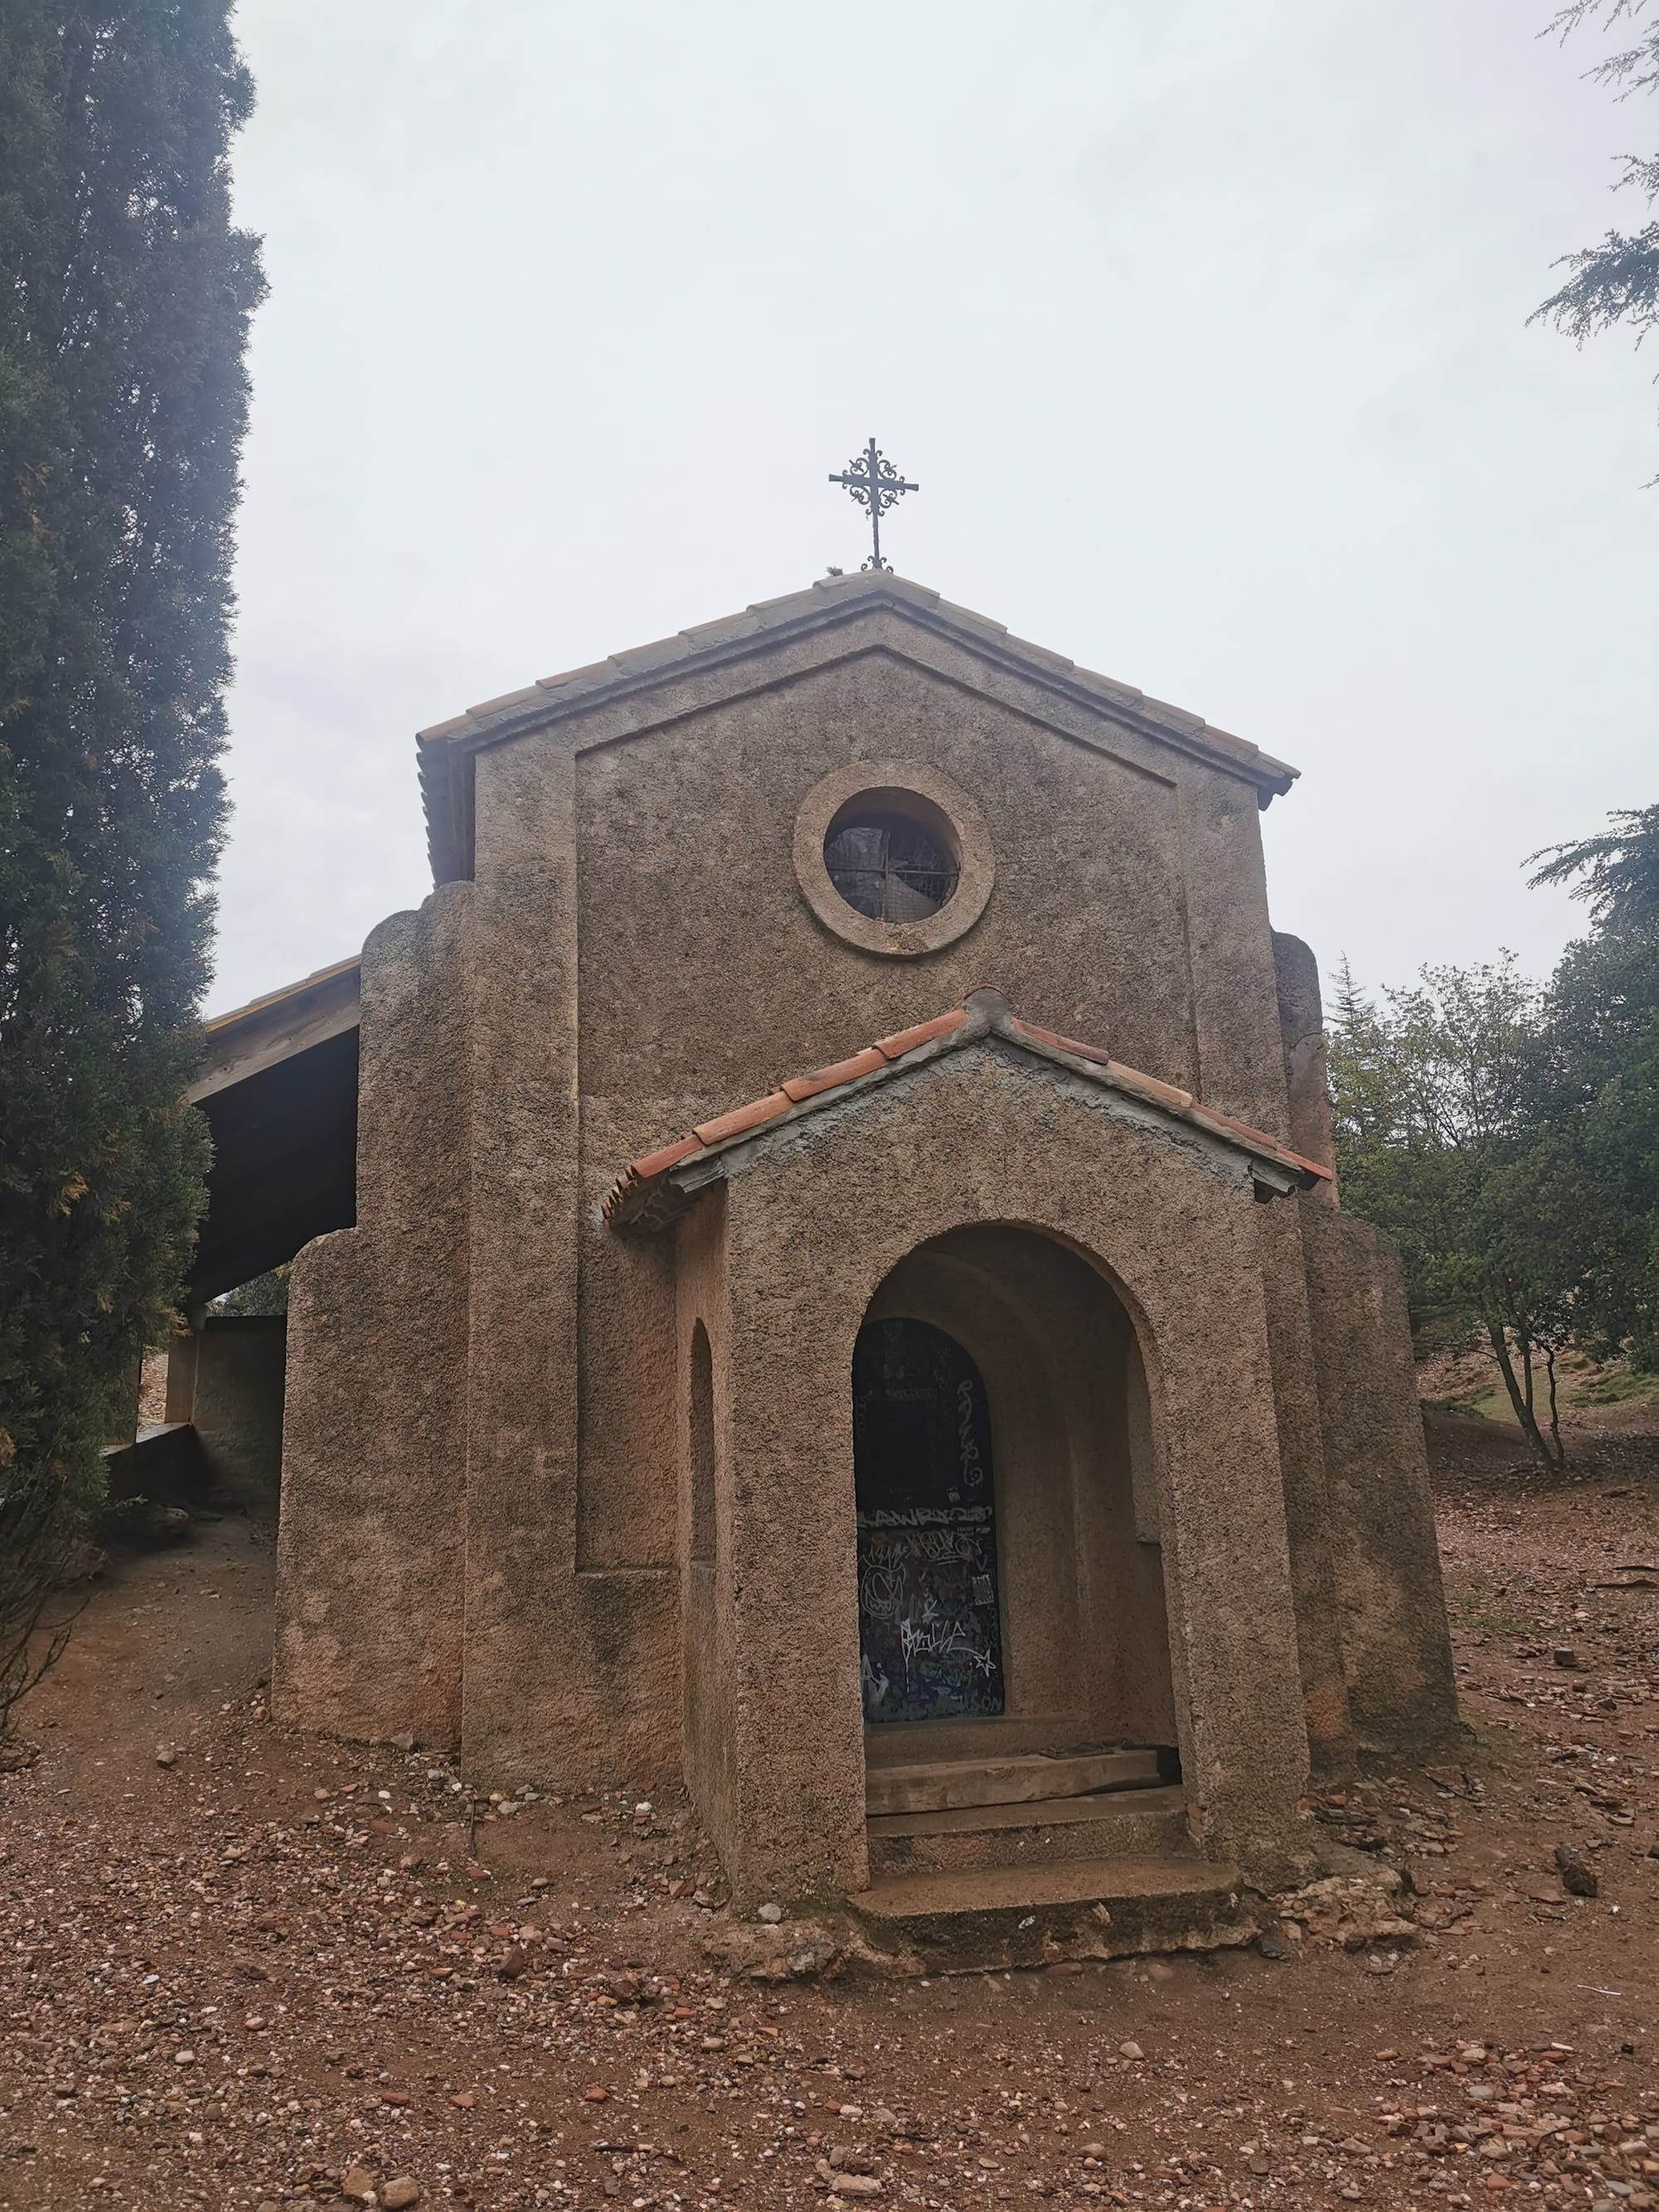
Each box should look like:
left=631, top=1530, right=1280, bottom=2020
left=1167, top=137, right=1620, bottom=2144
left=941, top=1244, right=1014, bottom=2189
left=416, top=572, right=1298, bottom=886
left=603, top=987, right=1332, bottom=1233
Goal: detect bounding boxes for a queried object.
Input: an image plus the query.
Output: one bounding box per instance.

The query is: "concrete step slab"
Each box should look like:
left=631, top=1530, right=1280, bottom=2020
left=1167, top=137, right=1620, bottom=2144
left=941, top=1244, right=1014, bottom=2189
left=867, top=1784, right=1191, bottom=1875
left=850, top=1853, right=1254, bottom=1971
left=863, top=1714, right=1092, bottom=1766
left=866, top=1747, right=1159, bottom=1816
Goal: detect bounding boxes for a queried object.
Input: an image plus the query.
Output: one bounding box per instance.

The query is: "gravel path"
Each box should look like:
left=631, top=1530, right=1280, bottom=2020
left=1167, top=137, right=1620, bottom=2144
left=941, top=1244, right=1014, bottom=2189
left=1, top=1407, right=1655, bottom=2210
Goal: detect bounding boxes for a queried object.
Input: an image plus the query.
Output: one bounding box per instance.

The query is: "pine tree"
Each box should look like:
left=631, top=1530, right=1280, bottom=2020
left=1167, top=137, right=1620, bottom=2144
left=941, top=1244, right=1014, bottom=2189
left=0, top=2, right=264, bottom=1735
left=1532, top=2, right=1659, bottom=450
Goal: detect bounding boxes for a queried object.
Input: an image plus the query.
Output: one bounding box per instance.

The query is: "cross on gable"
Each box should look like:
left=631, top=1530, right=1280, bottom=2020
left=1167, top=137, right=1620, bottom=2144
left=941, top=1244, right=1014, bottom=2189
left=829, top=436, right=918, bottom=572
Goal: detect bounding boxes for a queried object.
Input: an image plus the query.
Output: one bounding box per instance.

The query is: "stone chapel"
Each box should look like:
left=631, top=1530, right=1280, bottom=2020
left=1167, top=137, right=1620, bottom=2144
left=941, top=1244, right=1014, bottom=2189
left=175, top=571, right=1457, bottom=1953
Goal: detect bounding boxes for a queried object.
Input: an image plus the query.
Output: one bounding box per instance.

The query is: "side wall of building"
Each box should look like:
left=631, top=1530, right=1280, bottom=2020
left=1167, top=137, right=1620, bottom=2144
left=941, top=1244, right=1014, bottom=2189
left=186, top=1316, right=287, bottom=1498
left=1301, top=1204, right=1461, bottom=1753
left=457, top=735, right=680, bottom=1789
left=275, top=885, right=474, bottom=1751
left=1260, top=931, right=1354, bottom=1774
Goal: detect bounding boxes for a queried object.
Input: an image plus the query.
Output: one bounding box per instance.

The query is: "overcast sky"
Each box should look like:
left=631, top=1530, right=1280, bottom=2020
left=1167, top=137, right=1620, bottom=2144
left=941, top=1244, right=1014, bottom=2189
left=216, top=0, right=1658, bottom=1018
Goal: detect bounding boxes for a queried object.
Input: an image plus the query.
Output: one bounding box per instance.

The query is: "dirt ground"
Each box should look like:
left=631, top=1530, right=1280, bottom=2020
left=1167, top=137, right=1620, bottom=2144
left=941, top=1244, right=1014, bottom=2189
left=2, top=1404, right=1657, bottom=2212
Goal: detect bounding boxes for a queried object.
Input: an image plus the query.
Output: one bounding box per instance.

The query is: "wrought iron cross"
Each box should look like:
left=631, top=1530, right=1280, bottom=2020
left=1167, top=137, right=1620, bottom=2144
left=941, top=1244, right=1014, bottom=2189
left=829, top=437, right=918, bottom=573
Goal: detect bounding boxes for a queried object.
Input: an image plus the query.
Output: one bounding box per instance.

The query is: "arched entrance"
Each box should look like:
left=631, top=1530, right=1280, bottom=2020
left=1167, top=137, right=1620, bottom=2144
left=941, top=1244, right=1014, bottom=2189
left=856, top=1224, right=1177, bottom=1759
left=854, top=1318, right=1005, bottom=1723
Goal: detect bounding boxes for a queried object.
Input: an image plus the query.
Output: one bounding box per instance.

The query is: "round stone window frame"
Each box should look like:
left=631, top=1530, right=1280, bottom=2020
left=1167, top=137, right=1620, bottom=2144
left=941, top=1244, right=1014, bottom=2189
left=793, top=760, right=995, bottom=957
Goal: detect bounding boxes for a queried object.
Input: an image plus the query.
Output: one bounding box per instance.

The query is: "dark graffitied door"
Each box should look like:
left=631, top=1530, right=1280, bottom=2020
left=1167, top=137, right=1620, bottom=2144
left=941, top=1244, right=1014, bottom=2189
left=854, top=1317, right=1005, bottom=1723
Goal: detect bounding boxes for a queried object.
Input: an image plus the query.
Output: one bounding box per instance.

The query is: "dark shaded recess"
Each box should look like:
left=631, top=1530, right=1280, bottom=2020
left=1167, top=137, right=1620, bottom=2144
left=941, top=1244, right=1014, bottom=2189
left=191, top=1028, right=358, bottom=1300
left=854, top=1316, right=1005, bottom=1724
left=825, top=810, right=959, bottom=923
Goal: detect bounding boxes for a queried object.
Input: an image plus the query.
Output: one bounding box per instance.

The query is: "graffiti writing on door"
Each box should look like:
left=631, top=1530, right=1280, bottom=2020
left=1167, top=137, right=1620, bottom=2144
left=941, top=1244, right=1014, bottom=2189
left=853, top=1318, right=1005, bottom=1722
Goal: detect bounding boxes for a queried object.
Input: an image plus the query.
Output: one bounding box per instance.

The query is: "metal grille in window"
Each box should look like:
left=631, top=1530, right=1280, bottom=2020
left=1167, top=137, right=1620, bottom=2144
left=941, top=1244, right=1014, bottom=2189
left=824, top=811, right=959, bottom=922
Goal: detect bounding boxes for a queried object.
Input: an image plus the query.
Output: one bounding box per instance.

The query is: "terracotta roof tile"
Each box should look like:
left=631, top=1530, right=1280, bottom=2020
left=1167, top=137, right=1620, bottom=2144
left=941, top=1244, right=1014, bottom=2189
left=873, top=1008, right=967, bottom=1061
left=1104, top=1060, right=1194, bottom=1112
left=465, top=683, right=546, bottom=719
left=603, top=991, right=1334, bottom=1230
left=692, top=1091, right=792, bottom=1148
left=628, top=1132, right=706, bottom=1181
left=779, top=1046, right=888, bottom=1102
left=1009, top=1015, right=1113, bottom=1071
left=537, top=659, right=615, bottom=692
left=1188, top=1103, right=1332, bottom=1181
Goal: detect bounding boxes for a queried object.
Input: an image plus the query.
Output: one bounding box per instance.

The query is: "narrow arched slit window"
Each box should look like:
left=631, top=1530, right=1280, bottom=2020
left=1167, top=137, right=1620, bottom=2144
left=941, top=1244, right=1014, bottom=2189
left=689, top=1321, right=716, bottom=1568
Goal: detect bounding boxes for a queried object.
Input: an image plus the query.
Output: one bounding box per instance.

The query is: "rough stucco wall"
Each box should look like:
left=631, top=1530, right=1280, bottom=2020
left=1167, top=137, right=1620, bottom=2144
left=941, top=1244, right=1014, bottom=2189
left=573, top=647, right=1202, bottom=1118
left=191, top=1317, right=286, bottom=1498
left=565, top=633, right=1297, bottom=1715
left=275, top=885, right=473, bottom=1749
left=1253, top=1201, right=1355, bottom=1777
left=711, top=1043, right=1316, bottom=1907
left=268, top=600, right=1458, bottom=1843
left=675, top=1189, right=732, bottom=1861
left=450, top=615, right=1314, bottom=1807
left=1180, top=764, right=1287, bottom=1130
left=460, top=736, right=678, bottom=1791
left=1301, top=1204, right=1461, bottom=1753
left=163, top=1328, right=198, bottom=1427
left=1272, top=931, right=1339, bottom=1194
left=1175, top=785, right=1363, bottom=1773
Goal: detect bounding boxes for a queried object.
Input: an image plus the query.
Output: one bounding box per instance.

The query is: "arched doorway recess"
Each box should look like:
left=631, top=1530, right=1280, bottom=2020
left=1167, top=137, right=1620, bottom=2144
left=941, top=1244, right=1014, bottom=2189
left=857, top=1224, right=1177, bottom=1762
left=854, top=1317, right=1006, bottom=1723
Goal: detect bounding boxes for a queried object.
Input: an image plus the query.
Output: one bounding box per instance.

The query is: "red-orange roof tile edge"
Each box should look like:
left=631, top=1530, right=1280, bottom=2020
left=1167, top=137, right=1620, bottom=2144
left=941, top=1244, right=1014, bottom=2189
left=692, top=1091, right=793, bottom=1149
left=1008, top=1014, right=1113, bottom=1070
left=612, top=999, right=1332, bottom=1203
left=1187, top=1102, right=1333, bottom=1179
left=873, top=1007, right=967, bottom=1061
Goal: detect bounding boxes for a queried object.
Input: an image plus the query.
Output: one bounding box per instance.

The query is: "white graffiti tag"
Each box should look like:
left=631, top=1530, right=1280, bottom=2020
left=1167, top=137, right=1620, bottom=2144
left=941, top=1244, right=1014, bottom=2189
left=956, top=1378, right=985, bottom=1487
left=897, top=1598, right=996, bottom=1680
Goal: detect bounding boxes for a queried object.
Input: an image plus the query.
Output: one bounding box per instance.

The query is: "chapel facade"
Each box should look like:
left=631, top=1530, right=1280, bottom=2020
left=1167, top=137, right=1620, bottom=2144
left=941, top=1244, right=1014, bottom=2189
left=260, top=571, right=1457, bottom=1933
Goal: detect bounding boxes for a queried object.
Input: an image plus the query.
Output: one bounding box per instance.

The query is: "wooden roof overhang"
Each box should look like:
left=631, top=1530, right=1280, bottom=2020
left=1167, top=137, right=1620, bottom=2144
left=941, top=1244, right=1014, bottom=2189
left=187, top=958, right=361, bottom=1300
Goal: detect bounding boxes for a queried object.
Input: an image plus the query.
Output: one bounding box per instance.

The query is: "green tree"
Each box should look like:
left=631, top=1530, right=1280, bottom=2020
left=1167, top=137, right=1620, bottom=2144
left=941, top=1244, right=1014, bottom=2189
left=212, top=1265, right=289, bottom=1317
left=1328, top=957, right=1575, bottom=1469
left=1532, top=2, right=1659, bottom=449
left=1530, top=805, right=1659, bottom=1363
left=1528, top=801, right=1659, bottom=928
left=0, top=3, right=263, bottom=1735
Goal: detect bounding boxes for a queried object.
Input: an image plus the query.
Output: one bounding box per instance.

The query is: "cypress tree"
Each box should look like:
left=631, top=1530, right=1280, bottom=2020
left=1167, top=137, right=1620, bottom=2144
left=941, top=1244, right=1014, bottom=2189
left=0, top=2, right=264, bottom=1733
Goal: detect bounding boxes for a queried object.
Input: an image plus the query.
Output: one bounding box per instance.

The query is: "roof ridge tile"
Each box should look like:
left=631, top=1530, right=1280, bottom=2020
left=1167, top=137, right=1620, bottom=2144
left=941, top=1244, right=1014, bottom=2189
left=779, top=1045, right=887, bottom=1103
left=873, top=1008, right=967, bottom=1061
left=416, top=577, right=1300, bottom=881
left=603, top=995, right=1331, bottom=1230
left=1008, top=1014, right=1113, bottom=1071
left=692, top=1091, right=793, bottom=1148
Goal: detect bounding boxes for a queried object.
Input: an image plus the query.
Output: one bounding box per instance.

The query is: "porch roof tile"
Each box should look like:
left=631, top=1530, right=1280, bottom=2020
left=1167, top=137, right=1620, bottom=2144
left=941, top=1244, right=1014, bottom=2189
left=603, top=990, right=1335, bottom=1232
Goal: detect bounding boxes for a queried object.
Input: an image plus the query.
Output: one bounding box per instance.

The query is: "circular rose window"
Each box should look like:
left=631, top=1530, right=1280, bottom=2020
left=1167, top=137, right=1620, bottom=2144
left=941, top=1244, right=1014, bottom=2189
left=793, top=761, right=994, bottom=956
left=824, top=801, right=959, bottom=923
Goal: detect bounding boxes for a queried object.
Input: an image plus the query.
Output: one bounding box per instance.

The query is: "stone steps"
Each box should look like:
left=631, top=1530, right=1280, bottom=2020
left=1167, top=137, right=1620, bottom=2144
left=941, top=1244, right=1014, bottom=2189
left=863, top=1714, right=1092, bottom=1766
left=867, top=1782, right=1191, bottom=1876
left=865, top=1746, right=1160, bottom=1818
left=850, top=1852, right=1255, bottom=1971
